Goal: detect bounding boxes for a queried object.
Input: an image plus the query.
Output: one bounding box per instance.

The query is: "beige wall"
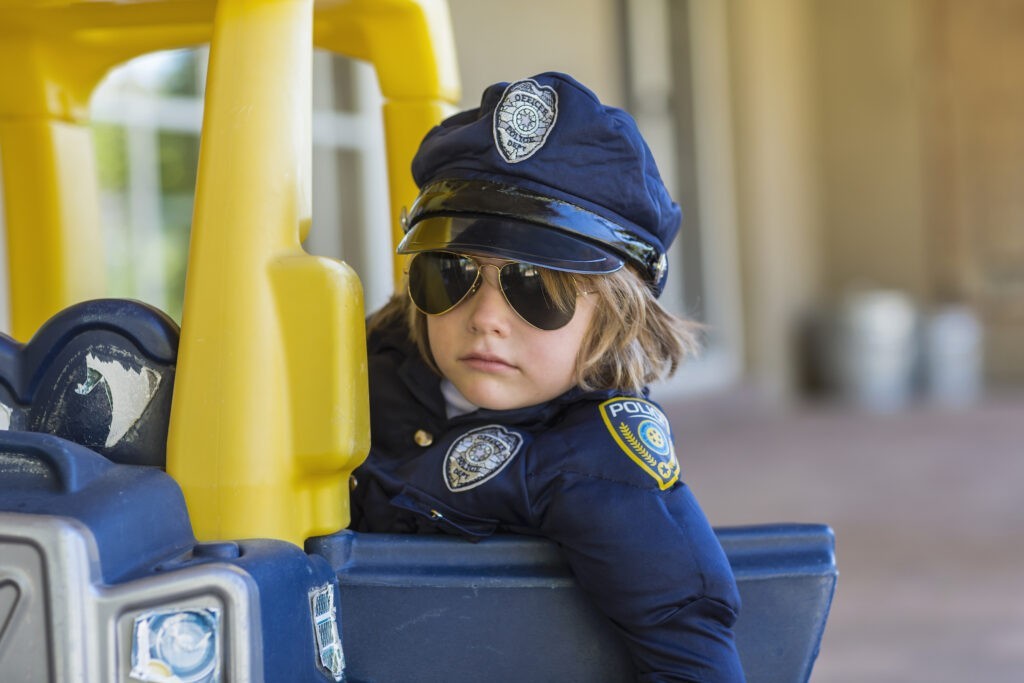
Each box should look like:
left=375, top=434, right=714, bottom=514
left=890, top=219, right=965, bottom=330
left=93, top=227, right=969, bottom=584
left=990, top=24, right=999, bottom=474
left=726, top=0, right=822, bottom=400
left=814, top=0, right=928, bottom=300
left=446, top=0, right=626, bottom=109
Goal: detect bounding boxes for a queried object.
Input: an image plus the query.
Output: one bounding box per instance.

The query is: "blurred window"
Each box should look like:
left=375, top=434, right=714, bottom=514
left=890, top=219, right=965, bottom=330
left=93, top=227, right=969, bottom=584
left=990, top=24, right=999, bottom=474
left=89, top=48, right=390, bottom=322
left=623, top=0, right=744, bottom=395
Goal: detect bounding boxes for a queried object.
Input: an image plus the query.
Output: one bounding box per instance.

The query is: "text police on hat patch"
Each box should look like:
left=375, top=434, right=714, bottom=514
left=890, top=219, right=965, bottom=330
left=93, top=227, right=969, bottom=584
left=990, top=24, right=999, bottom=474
left=444, top=424, right=524, bottom=492
left=493, top=78, right=558, bottom=163
left=599, top=398, right=680, bottom=490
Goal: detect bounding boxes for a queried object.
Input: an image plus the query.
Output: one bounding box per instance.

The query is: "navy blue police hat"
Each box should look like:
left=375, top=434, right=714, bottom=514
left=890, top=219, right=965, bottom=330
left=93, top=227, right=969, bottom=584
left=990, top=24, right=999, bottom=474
left=397, top=72, right=681, bottom=296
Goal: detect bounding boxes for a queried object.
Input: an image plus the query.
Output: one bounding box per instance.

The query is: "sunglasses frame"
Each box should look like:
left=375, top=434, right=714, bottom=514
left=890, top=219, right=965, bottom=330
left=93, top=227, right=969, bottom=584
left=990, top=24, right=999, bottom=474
left=406, top=251, right=581, bottom=330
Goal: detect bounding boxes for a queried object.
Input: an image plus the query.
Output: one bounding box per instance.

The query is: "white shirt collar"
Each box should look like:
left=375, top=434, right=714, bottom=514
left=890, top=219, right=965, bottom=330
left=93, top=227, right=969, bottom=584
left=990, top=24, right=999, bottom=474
left=441, top=379, right=479, bottom=419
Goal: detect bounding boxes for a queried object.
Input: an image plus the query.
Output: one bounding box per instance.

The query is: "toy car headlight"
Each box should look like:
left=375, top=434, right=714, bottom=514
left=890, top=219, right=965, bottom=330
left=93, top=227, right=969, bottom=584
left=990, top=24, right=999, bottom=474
left=130, top=607, right=221, bottom=683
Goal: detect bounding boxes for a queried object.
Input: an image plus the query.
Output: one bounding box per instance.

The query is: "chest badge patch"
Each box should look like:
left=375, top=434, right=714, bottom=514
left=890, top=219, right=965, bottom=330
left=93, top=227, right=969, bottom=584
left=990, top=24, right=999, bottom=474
left=444, top=425, right=524, bottom=492
left=599, top=398, right=680, bottom=490
left=493, top=78, right=558, bottom=164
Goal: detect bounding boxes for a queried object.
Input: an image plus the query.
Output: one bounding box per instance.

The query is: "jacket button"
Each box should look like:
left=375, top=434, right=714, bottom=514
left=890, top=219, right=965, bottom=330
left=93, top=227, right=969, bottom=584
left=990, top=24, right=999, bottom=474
left=414, top=429, right=434, bottom=447
left=349, top=475, right=358, bottom=491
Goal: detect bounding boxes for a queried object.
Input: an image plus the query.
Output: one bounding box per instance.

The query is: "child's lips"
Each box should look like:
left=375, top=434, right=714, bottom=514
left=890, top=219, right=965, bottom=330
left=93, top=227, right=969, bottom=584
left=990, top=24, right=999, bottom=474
left=460, top=352, right=516, bottom=373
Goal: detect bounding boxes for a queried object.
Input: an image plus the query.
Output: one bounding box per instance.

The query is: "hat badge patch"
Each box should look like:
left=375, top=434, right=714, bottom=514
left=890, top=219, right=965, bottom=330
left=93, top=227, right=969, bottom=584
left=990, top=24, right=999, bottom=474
left=444, top=424, right=524, bottom=492
left=493, top=78, right=558, bottom=164
left=599, top=398, right=680, bottom=490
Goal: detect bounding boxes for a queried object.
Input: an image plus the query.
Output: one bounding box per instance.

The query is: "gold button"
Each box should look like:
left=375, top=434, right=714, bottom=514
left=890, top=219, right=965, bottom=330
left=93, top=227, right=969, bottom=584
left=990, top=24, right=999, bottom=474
left=349, top=475, right=358, bottom=491
left=414, top=429, right=434, bottom=447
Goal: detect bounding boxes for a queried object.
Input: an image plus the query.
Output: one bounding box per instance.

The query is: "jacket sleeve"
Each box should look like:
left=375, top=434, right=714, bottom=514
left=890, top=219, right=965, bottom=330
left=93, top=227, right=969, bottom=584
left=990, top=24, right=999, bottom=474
left=538, top=473, right=745, bottom=682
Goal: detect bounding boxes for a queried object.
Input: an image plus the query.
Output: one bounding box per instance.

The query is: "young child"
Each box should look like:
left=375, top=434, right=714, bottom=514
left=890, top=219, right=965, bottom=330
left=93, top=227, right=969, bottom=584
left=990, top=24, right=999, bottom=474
left=351, top=72, right=744, bottom=681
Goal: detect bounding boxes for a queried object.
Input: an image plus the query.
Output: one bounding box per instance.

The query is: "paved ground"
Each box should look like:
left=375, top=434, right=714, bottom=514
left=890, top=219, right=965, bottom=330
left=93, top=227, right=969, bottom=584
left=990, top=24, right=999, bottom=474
left=661, top=389, right=1024, bottom=683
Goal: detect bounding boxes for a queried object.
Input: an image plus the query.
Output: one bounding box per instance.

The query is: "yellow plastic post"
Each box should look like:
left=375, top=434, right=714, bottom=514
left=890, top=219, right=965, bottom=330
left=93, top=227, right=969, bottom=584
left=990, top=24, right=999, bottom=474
left=381, top=99, right=454, bottom=282
left=0, top=31, right=108, bottom=340
left=0, top=120, right=106, bottom=340
left=166, top=0, right=370, bottom=545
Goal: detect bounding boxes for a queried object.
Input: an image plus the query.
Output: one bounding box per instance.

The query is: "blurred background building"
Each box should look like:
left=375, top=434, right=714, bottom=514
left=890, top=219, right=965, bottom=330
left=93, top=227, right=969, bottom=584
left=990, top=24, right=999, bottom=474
left=5, top=0, right=1021, bottom=680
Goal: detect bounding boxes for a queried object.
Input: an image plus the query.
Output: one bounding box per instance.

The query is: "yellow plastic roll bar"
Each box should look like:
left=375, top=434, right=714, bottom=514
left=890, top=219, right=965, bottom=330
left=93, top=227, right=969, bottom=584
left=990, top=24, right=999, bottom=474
left=167, top=0, right=458, bottom=545
left=0, top=0, right=459, bottom=546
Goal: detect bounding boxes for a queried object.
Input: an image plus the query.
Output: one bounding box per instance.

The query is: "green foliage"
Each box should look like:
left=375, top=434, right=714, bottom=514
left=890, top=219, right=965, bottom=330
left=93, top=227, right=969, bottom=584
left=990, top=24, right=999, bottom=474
left=92, top=123, right=128, bottom=190
left=159, top=132, right=200, bottom=195
left=157, top=50, right=201, bottom=96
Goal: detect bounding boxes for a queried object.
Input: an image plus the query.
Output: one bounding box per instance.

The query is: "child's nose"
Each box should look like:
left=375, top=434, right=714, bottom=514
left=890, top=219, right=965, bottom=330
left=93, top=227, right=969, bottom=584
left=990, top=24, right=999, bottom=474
left=466, top=268, right=513, bottom=334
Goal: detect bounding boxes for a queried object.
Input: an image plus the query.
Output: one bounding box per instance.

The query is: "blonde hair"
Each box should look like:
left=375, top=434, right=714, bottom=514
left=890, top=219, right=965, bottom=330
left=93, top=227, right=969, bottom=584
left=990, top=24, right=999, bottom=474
left=368, top=265, right=701, bottom=395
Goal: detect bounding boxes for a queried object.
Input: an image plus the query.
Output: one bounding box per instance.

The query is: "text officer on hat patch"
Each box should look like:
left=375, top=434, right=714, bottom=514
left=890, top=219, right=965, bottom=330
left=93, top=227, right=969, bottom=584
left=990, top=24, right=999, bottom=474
left=493, top=79, right=558, bottom=163
left=599, top=398, right=680, bottom=490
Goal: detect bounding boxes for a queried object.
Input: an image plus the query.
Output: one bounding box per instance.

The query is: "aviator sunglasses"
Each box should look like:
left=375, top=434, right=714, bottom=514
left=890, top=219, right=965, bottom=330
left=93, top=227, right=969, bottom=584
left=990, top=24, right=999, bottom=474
left=407, top=251, right=580, bottom=330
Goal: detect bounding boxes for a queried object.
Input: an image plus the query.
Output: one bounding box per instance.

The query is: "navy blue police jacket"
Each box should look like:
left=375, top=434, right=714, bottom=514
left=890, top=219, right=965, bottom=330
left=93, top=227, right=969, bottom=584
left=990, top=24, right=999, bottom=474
left=351, top=315, right=745, bottom=682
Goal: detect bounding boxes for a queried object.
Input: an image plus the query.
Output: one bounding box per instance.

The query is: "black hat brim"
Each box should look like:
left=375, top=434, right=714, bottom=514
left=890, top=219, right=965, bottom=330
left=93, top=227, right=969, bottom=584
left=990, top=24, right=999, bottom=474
left=397, top=215, right=624, bottom=274
left=397, top=177, right=672, bottom=279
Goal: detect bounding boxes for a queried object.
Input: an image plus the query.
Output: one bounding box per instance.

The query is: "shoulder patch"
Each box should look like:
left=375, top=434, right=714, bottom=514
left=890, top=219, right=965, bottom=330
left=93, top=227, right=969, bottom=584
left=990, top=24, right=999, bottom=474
left=493, top=78, right=558, bottom=163
left=599, top=398, right=679, bottom=490
left=444, top=425, right=524, bottom=492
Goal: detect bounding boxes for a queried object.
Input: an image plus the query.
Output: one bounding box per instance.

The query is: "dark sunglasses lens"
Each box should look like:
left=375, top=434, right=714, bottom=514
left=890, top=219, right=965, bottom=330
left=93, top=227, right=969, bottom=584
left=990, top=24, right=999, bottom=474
left=500, top=263, right=575, bottom=330
left=408, top=252, right=478, bottom=314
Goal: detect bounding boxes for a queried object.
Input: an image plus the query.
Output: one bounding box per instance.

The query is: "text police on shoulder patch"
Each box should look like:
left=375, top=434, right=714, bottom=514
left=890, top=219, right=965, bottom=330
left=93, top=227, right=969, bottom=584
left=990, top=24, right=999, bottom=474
left=599, top=398, right=680, bottom=490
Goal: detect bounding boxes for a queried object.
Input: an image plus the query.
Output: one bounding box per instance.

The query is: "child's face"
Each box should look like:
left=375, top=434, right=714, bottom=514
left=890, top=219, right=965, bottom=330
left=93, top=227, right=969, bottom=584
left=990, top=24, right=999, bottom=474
left=425, top=256, right=596, bottom=411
